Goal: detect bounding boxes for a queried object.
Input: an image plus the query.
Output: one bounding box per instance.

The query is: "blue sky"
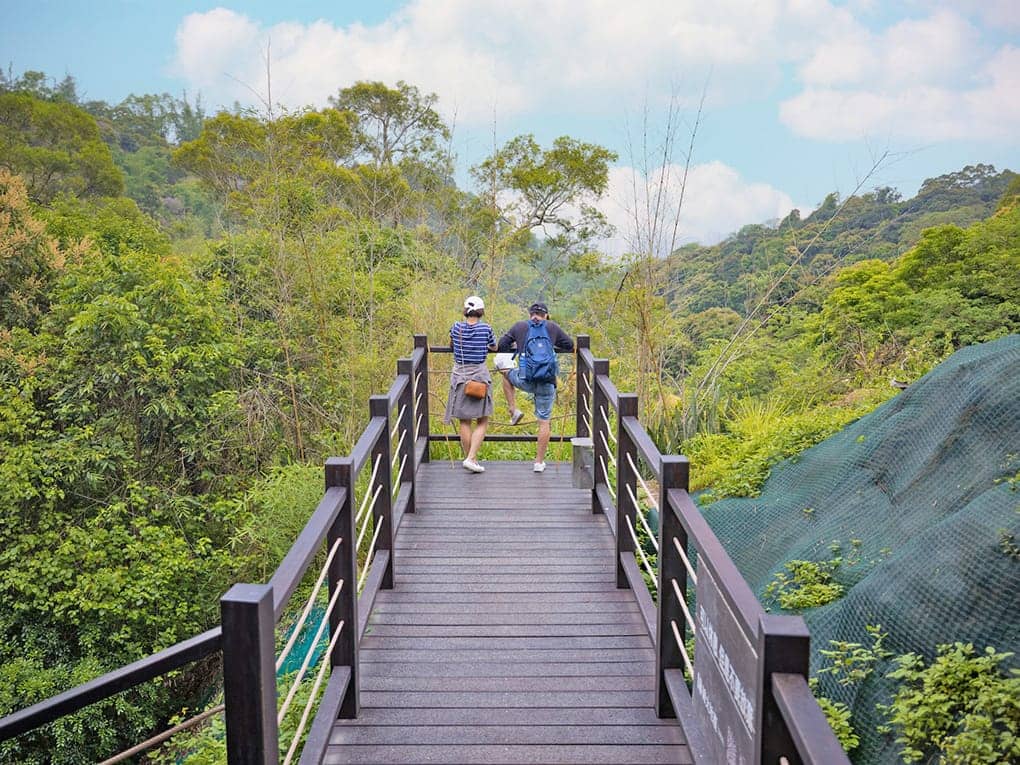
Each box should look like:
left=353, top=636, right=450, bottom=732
left=3, top=1, right=1019, bottom=247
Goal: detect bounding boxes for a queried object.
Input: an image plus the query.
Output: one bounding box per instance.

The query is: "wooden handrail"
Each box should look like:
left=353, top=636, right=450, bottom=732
left=349, top=416, right=386, bottom=477
left=427, top=346, right=574, bottom=354
left=622, top=415, right=662, bottom=480
left=0, top=627, right=222, bottom=741
left=772, top=673, right=852, bottom=764
left=383, top=374, right=409, bottom=410
left=595, top=373, right=621, bottom=410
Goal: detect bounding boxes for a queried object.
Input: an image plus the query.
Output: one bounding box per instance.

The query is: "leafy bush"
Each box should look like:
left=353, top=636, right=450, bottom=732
left=764, top=558, right=844, bottom=611
left=686, top=399, right=879, bottom=502
left=882, top=643, right=1020, bottom=764
left=816, top=695, right=860, bottom=753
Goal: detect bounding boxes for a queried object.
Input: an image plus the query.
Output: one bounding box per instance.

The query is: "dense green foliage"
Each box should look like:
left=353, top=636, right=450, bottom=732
left=883, top=644, right=1020, bottom=763
left=1, top=68, right=1017, bottom=763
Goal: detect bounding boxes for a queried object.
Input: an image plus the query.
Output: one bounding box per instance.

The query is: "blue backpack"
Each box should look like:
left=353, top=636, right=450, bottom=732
left=521, top=320, right=558, bottom=384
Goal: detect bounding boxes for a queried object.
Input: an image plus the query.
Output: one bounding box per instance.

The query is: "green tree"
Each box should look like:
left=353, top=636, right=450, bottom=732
left=0, top=93, right=123, bottom=202
left=329, top=80, right=450, bottom=172
left=0, top=170, right=84, bottom=330
left=470, top=134, right=616, bottom=298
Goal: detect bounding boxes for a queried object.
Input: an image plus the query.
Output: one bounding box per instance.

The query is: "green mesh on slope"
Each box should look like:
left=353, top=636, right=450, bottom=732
left=702, top=335, right=1020, bottom=764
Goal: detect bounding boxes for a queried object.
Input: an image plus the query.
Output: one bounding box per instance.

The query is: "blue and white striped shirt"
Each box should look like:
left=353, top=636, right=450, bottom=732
left=450, top=321, right=495, bottom=364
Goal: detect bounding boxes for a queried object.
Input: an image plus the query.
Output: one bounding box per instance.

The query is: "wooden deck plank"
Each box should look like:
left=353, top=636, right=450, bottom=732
left=368, top=612, right=644, bottom=625
left=369, top=601, right=642, bottom=614
left=358, top=675, right=656, bottom=692
left=363, top=624, right=649, bottom=637
left=358, top=648, right=656, bottom=663
left=331, top=724, right=685, bottom=745
left=359, top=661, right=656, bottom=679
left=359, top=635, right=654, bottom=650
left=389, top=573, right=617, bottom=583
left=372, top=591, right=638, bottom=603
left=325, top=460, right=686, bottom=765
left=334, top=706, right=675, bottom=725
left=323, top=744, right=691, bottom=764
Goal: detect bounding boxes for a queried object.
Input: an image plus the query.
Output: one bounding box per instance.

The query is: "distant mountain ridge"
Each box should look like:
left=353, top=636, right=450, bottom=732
left=666, top=164, right=1017, bottom=315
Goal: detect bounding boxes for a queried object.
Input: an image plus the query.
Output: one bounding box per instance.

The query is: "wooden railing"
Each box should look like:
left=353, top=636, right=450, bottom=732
left=0, top=334, right=848, bottom=765
left=576, top=341, right=850, bottom=765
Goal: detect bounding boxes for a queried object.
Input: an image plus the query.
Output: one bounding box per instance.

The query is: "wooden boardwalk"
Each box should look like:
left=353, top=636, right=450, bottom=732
left=326, top=461, right=692, bottom=764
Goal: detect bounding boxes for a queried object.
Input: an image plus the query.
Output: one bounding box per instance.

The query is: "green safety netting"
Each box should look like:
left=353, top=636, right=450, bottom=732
left=702, top=335, right=1020, bottom=764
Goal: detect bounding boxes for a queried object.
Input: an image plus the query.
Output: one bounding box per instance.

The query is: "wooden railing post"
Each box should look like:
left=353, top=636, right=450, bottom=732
left=590, top=358, right=609, bottom=515
left=756, top=614, right=811, bottom=764
left=616, top=393, right=639, bottom=589
left=221, top=583, right=278, bottom=765
left=325, top=457, right=359, bottom=718
left=575, top=335, right=590, bottom=439
left=369, top=396, right=394, bottom=589
left=397, top=358, right=416, bottom=514
left=413, top=334, right=430, bottom=463
left=655, top=455, right=691, bottom=718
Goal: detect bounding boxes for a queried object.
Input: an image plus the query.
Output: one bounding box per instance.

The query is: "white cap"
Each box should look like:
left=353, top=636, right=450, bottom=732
left=463, top=295, right=485, bottom=311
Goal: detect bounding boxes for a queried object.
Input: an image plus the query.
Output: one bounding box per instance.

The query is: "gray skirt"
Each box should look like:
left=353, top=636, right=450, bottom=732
left=444, top=382, right=494, bottom=422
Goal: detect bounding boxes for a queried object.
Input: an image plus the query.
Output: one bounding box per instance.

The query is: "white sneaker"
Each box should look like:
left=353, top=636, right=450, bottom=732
left=462, top=458, right=485, bottom=473
left=510, top=409, right=525, bottom=426
left=533, top=462, right=546, bottom=473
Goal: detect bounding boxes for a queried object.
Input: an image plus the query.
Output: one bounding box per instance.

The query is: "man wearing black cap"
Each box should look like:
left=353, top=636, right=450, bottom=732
left=496, top=302, right=574, bottom=472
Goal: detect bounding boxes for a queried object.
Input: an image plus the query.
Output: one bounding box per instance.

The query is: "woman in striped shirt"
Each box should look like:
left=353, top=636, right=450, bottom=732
left=444, top=295, right=496, bottom=473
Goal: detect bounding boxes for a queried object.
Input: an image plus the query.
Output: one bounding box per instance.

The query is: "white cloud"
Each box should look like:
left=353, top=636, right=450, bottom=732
left=599, top=161, right=797, bottom=253
left=933, top=0, right=1020, bottom=32
left=169, top=1, right=856, bottom=121
left=782, top=40, right=1020, bottom=142
left=168, top=3, right=1020, bottom=167
left=172, top=9, right=261, bottom=94
left=782, top=10, right=1020, bottom=141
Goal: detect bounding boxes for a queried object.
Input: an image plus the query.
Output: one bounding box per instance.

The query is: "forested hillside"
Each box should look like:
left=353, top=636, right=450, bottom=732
left=1, top=69, right=1017, bottom=763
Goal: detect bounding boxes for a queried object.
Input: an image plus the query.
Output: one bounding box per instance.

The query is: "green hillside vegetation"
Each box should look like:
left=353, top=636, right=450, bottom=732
left=1, top=69, right=1018, bottom=762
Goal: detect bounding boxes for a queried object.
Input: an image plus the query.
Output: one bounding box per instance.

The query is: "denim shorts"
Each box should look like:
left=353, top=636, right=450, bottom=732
left=507, top=369, right=556, bottom=421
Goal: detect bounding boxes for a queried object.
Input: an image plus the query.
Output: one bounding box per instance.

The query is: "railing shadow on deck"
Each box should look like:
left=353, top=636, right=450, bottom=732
left=0, top=334, right=849, bottom=765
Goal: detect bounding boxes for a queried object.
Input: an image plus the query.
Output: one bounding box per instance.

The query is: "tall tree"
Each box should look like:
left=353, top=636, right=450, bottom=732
left=0, top=93, right=123, bottom=203
left=470, top=134, right=616, bottom=299
left=330, top=80, right=450, bottom=171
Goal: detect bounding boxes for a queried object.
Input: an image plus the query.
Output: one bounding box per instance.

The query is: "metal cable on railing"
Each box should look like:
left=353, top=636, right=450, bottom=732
left=599, top=455, right=617, bottom=500
left=276, top=536, right=343, bottom=671
left=281, top=618, right=345, bottom=765
left=390, top=405, right=406, bottom=439
left=415, top=412, right=424, bottom=439
left=599, top=430, right=617, bottom=467
left=673, top=536, right=698, bottom=586
left=392, top=455, right=407, bottom=497
left=671, top=619, right=695, bottom=678
left=670, top=577, right=697, bottom=636
left=625, top=515, right=658, bottom=590
left=625, top=452, right=659, bottom=511
left=356, top=485, right=382, bottom=550
left=356, top=455, right=383, bottom=528
left=600, top=406, right=616, bottom=442
left=579, top=370, right=592, bottom=396
left=625, top=484, right=660, bottom=553
left=277, top=581, right=344, bottom=724
left=357, top=521, right=384, bottom=590
left=391, top=428, right=407, bottom=467
left=97, top=704, right=225, bottom=765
